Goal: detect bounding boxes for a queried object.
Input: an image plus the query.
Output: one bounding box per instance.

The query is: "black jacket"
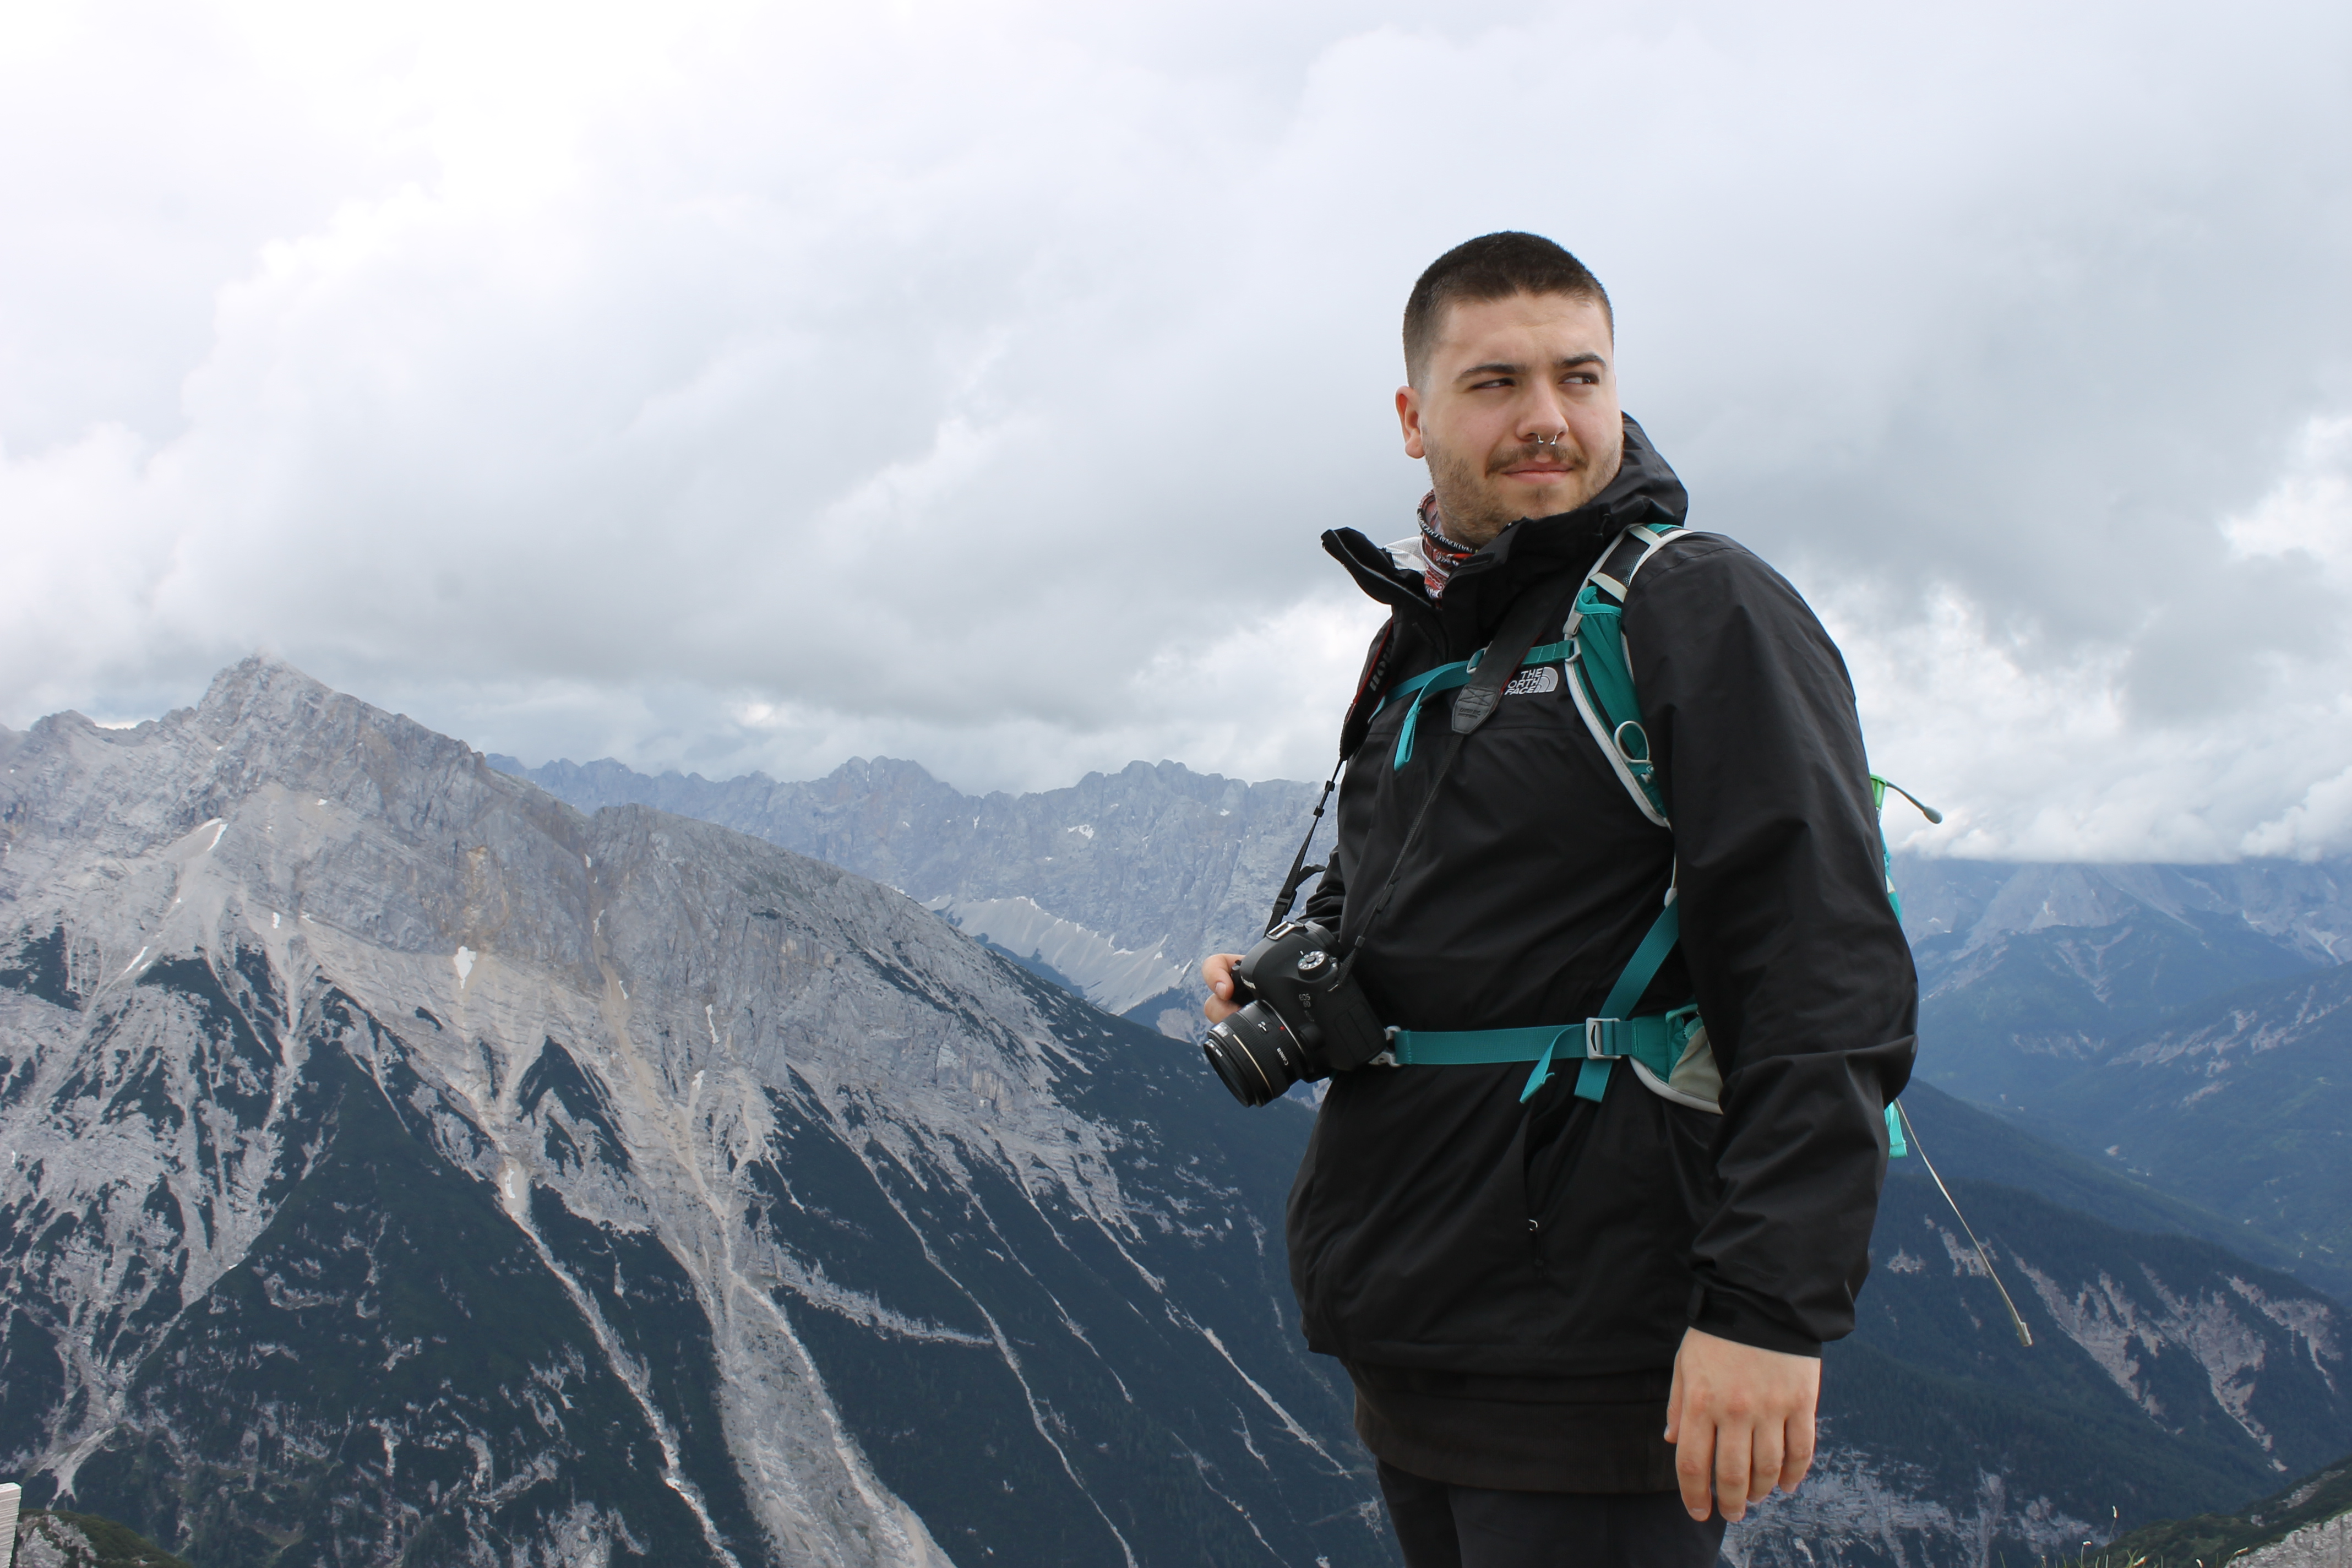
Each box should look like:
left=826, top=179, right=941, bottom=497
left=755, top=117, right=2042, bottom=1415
left=1287, top=417, right=1917, bottom=1382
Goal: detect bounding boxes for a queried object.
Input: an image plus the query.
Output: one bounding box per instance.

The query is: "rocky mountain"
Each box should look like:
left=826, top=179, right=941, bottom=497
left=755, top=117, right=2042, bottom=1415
left=497, top=754, right=2352, bottom=1276
left=9, top=667, right=2350, bottom=1567
left=486, top=756, right=1327, bottom=1040
left=2021, top=962, right=2352, bottom=1299
left=0, top=659, right=1381, bottom=1566
left=492, top=746, right=2352, bottom=1564
left=489, top=760, right=2352, bottom=1092
left=1872, top=860, right=2352, bottom=1302
left=1788, top=1177, right=2348, bottom=1557
left=1886, top=1083, right=2332, bottom=1295
left=1682, top=1079, right=2352, bottom=1566
left=1891, top=858, right=2352, bottom=1104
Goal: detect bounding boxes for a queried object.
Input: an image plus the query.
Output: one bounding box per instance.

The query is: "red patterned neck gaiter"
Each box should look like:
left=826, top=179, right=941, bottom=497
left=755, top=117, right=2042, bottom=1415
left=1416, top=491, right=1477, bottom=599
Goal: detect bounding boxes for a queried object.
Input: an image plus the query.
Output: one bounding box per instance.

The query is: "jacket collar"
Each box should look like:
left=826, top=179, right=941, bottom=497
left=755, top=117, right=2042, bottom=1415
left=1321, top=414, right=1689, bottom=658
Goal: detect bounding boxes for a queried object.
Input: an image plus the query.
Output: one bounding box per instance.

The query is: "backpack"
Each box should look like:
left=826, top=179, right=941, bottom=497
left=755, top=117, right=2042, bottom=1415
left=1367, top=518, right=2040, bottom=1336
left=1375, top=519, right=1933, bottom=1157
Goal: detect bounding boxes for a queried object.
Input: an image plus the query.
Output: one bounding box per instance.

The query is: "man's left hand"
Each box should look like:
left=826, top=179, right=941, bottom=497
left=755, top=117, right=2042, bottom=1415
left=1662, top=1326, right=1819, bottom=1523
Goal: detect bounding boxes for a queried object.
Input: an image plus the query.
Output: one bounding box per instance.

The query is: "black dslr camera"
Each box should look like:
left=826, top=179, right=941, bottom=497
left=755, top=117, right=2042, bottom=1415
left=1201, top=921, right=1388, bottom=1107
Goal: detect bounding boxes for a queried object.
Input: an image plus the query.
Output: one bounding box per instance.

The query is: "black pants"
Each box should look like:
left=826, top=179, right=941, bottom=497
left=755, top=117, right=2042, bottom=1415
left=1379, top=1461, right=1728, bottom=1568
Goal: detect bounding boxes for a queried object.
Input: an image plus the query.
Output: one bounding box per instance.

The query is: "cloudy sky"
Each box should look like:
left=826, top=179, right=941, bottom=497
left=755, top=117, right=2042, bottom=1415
left=4, top=0, right=2349, bottom=862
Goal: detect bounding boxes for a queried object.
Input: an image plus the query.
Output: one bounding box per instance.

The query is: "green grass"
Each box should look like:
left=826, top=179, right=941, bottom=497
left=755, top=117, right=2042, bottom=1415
left=18, top=1509, right=193, bottom=1567
left=2100, top=1451, right=2352, bottom=1566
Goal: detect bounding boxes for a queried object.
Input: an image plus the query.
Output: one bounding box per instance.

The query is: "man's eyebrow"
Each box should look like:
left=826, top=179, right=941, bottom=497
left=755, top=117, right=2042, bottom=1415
left=1453, top=352, right=1607, bottom=382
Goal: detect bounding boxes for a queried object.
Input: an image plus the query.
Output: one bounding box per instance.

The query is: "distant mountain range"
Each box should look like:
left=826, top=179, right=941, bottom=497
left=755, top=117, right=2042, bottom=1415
left=2026, top=962, right=2352, bottom=1299
left=3, top=683, right=2346, bottom=1565
left=492, top=745, right=2352, bottom=1563
left=1894, top=858, right=2352, bottom=1102
left=488, top=757, right=2352, bottom=1064
left=1889, top=859, right=2352, bottom=1300
left=484, top=754, right=1324, bottom=1041
left=502, top=754, right=2352, bottom=1297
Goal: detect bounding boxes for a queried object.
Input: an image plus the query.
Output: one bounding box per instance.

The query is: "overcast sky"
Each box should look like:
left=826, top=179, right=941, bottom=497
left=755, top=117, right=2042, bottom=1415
left=4, top=0, right=2350, bottom=861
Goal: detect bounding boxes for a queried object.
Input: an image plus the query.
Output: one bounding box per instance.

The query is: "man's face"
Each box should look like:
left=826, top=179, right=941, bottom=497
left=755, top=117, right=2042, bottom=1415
left=1397, top=291, right=1624, bottom=548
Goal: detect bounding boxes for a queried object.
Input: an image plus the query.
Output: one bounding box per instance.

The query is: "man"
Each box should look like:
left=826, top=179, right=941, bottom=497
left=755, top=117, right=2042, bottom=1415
left=1204, top=233, right=1917, bottom=1567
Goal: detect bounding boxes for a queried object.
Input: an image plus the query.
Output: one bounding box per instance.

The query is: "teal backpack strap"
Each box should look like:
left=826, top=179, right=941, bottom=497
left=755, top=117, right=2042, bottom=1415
left=1377, top=573, right=1589, bottom=769
left=1376, top=660, right=1473, bottom=767
left=1535, top=892, right=1681, bottom=1104
left=1390, top=1023, right=1580, bottom=1066
left=1560, top=522, right=1681, bottom=825
left=1386, top=887, right=1691, bottom=1104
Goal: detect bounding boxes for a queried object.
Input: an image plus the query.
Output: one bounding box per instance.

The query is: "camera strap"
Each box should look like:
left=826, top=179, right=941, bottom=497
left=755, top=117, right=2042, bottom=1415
left=1264, top=759, right=1342, bottom=935
left=1332, top=573, right=1587, bottom=979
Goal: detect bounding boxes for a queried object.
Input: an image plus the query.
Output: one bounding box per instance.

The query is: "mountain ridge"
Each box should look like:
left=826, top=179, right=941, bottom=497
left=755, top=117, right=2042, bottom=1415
left=0, top=657, right=1383, bottom=1565
left=5, top=665, right=2349, bottom=1565
left=1891, top=857, right=2352, bottom=1106
left=488, top=737, right=2352, bottom=1560
left=2016, top=960, right=2352, bottom=1295
left=485, top=752, right=1324, bottom=1037
left=492, top=754, right=2352, bottom=1049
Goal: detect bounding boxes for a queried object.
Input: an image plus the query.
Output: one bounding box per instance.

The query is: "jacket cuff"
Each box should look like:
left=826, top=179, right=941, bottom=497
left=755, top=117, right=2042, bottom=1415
left=1687, top=1283, right=1822, bottom=1359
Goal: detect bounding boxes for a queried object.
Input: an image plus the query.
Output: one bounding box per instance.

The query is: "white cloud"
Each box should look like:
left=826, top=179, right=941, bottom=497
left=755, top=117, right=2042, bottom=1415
left=2225, top=416, right=2352, bottom=584
left=1836, top=411, right=2352, bottom=862
left=3, top=0, right=2350, bottom=856
left=2244, top=766, right=2352, bottom=862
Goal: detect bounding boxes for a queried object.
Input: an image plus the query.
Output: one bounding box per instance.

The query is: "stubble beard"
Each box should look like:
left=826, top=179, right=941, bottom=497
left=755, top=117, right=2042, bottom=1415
left=1423, top=434, right=1619, bottom=549
left=1422, top=437, right=1522, bottom=549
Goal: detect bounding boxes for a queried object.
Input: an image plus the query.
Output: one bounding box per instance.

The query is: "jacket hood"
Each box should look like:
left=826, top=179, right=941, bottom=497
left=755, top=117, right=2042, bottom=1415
left=1323, top=413, right=1688, bottom=655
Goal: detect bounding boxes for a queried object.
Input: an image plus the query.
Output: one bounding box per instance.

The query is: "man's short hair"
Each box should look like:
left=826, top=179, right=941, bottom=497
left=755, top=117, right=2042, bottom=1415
left=1403, top=232, right=1613, bottom=386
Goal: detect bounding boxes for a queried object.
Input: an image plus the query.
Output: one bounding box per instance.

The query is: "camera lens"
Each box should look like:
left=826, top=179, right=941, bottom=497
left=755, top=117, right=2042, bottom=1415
left=1202, top=1002, right=1303, bottom=1108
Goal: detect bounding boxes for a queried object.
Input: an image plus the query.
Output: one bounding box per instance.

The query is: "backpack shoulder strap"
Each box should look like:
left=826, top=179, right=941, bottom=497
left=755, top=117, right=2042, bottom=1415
left=1532, top=521, right=1682, bottom=824
left=1373, top=574, right=1584, bottom=770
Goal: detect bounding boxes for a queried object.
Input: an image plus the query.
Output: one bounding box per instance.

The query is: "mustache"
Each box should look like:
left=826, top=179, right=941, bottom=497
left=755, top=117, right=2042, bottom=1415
left=1487, top=437, right=1582, bottom=475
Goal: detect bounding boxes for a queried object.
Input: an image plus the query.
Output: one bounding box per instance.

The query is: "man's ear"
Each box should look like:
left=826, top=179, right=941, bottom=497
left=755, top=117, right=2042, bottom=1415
left=1397, top=384, right=1426, bottom=460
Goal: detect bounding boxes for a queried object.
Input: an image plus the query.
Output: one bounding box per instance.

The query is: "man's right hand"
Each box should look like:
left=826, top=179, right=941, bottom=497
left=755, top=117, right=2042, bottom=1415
left=1664, top=1327, right=1820, bottom=1522
left=1201, top=954, right=1245, bottom=1022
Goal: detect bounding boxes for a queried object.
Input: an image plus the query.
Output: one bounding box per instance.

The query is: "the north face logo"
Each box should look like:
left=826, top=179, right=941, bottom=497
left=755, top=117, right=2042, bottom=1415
left=1504, top=666, right=1562, bottom=696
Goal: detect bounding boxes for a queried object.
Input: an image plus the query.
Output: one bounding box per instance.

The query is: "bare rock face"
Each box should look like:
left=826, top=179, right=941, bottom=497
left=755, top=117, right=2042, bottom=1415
left=1729, top=1175, right=2352, bottom=1568
left=492, top=753, right=1330, bottom=1038
left=2241, top=1513, right=2352, bottom=1568
left=0, top=657, right=1376, bottom=1566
